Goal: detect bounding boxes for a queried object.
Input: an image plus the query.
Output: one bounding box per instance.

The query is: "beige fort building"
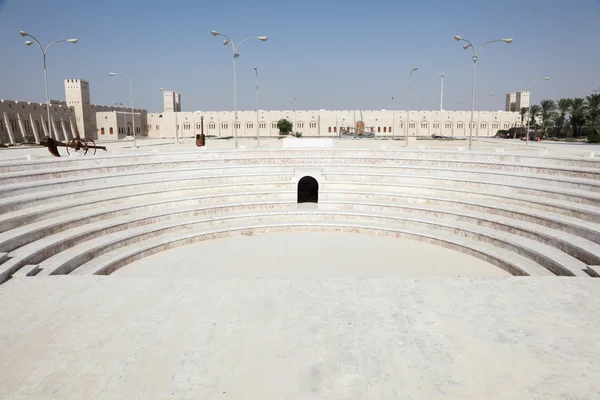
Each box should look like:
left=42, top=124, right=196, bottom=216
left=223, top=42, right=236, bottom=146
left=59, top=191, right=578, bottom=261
left=1, top=80, right=524, bottom=145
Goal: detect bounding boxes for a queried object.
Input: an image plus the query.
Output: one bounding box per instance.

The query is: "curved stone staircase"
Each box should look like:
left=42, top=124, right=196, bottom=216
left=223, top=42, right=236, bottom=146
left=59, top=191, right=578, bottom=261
left=1, top=148, right=599, bottom=282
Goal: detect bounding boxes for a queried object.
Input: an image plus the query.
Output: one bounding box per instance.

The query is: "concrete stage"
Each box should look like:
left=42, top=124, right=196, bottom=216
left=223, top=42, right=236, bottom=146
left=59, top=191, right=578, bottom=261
left=1, top=276, right=598, bottom=399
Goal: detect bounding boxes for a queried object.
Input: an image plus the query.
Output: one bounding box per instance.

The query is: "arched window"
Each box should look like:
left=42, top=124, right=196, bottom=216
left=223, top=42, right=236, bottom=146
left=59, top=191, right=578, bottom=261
left=101, top=127, right=105, bottom=135
left=389, top=127, right=392, bottom=132
left=492, top=123, right=499, bottom=129
left=409, top=122, right=416, bottom=128
left=109, top=127, right=113, bottom=134
left=221, top=123, right=228, bottom=129
left=480, top=123, right=487, bottom=129
left=334, top=127, right=337, bottom=132
left=260, top=122, right=266, bottom=129
left=297, top=122, right=304, bottom=128
left=421, top=122, right=428, bottom=129
left=247, top=122, right=253, bottom=129
left=208, top=123, right=216, bottom=130
left=377, top=127, right=381, bottom=132
left=504, top=122, right=510, bottom=129
left=328, top=127, right=332, bottom=133
left=309, top=121, right=317, bottom=128
left=183, top=123, right=190, bottom=130
left=196, top=123, right=201, bottom=130
left=445, top=122, right=452, bottom=129
left=235, top=123, right=241, bottom=129
left=272, top=122, right=278, bottom=129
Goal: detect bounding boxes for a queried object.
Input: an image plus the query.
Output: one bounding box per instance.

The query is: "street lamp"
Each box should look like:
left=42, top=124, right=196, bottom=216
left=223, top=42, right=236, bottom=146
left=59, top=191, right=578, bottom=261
left=20, top=30, right=78, bottom=140
left=439, top=72, right=445, bottom=111
left=254, top=66, right=260, bottom=147
left=406, top=67, right=418, bottom=147
left=294, top=97, right=298, bottom=135
left=454, top=35, right=513, bottom=150
left=391, top=96, right=395, bottom=139
left=526, top=76, right=550, bottom=145
left=109, top=72, right=137, bottom=147
left=211, top=30, right=268, bottom=149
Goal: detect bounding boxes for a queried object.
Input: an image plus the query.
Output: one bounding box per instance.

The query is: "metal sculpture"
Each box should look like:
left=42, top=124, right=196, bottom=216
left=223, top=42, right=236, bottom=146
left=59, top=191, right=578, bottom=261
left=40, top=137, right=107, bottom=157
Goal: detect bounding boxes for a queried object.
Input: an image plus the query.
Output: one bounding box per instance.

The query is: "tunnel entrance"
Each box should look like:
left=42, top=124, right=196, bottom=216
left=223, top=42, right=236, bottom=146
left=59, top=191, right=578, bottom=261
left=297, top=176, right=319, bottom=203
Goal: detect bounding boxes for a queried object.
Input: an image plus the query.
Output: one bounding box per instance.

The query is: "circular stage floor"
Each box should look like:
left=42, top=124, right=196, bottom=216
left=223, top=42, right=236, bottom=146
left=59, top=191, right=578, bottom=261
left=115, top=232, right=510, bottom=277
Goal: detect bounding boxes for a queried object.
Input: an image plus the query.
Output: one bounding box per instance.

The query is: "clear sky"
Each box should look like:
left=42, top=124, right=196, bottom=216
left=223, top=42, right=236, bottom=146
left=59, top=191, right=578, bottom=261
left=1, top=0, right=599, bottom=113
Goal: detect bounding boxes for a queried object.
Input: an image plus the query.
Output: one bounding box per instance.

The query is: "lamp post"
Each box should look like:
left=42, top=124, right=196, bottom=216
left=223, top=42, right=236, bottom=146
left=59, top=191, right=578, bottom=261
left=391, top=96, right=395, bottom=139
left=454, top=35, right=513, bottom=150
left=19, top=31, right=78, bottom=141
left=109, top=72, right=137, bottom=147
left=253, top=66, right=260, bottom=147
left=211, top=30, right=268, bottom=149
left=294, top=97, right=297, bottom=135
left=439, top=72, right=445, bottom=111
left=406, top=67, right=418, bottom=147
left=526, top=76, right=550, bottom=146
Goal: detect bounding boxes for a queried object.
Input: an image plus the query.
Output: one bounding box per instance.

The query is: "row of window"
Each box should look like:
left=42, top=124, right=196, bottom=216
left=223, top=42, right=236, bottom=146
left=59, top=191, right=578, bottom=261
left=99, top=126, right=141, bottom=135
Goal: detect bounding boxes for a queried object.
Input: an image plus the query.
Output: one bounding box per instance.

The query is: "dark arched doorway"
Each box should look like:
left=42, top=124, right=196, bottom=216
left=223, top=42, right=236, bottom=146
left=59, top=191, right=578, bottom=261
left=297, top=176, right=318, bottom=203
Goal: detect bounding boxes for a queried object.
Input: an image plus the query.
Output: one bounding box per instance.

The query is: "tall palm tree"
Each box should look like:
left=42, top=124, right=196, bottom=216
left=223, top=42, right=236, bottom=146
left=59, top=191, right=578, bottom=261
left=586, top=93, right=600, bottom=133
left=569, top=98, right=588, bottom=137
left=517, top=107, right=529, bottom=138
left=554, top=98, right=571, bottom=137
left=540, top=99, right=556, bottom=134
left=529, top=105, right=542, bottom=127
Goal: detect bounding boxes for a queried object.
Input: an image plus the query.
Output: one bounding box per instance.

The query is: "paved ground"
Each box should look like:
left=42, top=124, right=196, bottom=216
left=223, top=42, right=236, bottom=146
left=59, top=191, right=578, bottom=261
left=117, top=232, right=509, bottom=277
left=1, top=136, right=599, bottom=161
left=0, top=276, right=598, bottom=399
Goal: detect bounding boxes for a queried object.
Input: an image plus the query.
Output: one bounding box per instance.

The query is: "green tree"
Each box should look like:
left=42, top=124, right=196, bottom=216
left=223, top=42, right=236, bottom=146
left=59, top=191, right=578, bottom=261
left=586, top=93, right=600, bottom=133
left=517, top=107, right=529, bottom=138
left=569, top=98, right=588, bottom=138
left=529, top=105, right=542, bottom=127
left=540, top=99, right=556, bottom=134
left=554, top=98, right=571, bottom=137
left=277, top=119, right=293, bottom=135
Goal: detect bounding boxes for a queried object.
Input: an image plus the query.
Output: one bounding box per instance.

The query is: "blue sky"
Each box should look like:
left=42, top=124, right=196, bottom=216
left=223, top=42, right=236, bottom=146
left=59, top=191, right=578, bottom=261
left=1, top=0, right=599, bottom=112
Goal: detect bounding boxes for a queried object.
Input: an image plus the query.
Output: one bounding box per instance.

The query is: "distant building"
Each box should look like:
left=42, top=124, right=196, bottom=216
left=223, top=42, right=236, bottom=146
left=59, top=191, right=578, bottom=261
left=0, top=79, right=148, bottom=144
left=163, top=90, right=181, bottom=113
left=505, top=91, right=530, bottom=112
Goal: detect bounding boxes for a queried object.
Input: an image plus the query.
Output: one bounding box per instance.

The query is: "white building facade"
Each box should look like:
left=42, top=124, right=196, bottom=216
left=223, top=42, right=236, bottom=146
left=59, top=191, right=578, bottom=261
left=1, top=79, right=148, bottom=145
left=147, top=109, right=521, bottom=139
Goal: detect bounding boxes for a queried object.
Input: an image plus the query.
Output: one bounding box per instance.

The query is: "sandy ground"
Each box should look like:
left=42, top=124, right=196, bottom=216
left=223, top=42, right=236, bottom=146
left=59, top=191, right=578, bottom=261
left=116, top=232, right=510, bottom=277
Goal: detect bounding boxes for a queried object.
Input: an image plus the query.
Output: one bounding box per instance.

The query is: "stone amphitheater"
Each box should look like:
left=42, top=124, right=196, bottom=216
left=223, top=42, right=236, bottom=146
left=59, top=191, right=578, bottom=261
left=1, top=137, right=599, bottom=399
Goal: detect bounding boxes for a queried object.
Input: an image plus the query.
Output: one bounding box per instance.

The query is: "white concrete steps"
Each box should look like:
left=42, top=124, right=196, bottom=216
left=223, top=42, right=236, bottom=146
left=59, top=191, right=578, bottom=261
left=0, top=178, right=295, bottom=214
left=25, top=210, right=584, bottom=278
left=319, top=201, right=600, bottom=266
left=2, top=155, right=598, bottom=185
left=70, top=221, right=552, bottom=277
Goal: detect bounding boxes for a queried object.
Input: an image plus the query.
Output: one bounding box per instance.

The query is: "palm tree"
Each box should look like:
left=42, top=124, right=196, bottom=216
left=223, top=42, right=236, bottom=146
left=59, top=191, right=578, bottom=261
left=517, top=107, right=529, bottom=138
left=586, top=93, right=600, bottom=133
left=540, top=99, right=556, bottom=134
left=569, top=98, right=588, bottom=138
left=554, top=98, right=571, bottom=137
left=529, top=105, right=542, bottom=127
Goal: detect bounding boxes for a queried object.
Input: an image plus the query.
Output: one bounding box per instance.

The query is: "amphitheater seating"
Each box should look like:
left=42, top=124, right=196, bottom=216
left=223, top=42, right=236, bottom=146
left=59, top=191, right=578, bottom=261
left=0, top=148, right=599, bottom=283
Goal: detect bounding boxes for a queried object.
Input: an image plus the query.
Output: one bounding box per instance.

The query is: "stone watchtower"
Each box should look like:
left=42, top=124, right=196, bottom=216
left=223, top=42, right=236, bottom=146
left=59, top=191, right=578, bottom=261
left=65, top=79, right=96, bottom=139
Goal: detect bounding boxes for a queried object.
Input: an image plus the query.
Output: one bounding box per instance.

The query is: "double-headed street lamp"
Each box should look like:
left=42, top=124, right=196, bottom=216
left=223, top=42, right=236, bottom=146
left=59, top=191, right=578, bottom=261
left=211, top=30, right=268, bottom=149
left=406, top=67, right=418, bottom=147
left=454, top=35, right=513, bottom=150
left=109, top=72, right=137, bottom=147
left=19, top=31, right=78, bottom=140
